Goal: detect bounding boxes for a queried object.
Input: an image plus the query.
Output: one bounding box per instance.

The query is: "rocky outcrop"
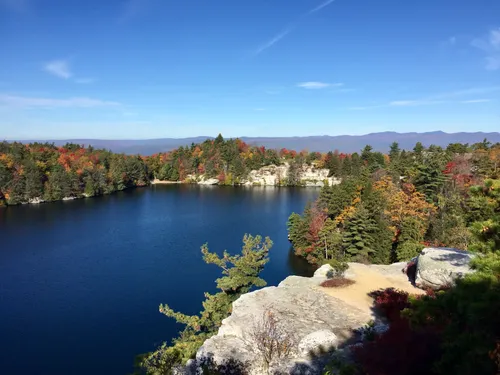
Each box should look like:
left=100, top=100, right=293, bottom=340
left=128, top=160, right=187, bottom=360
left=197, top=177, right=219, bottom=185
left=182, top=163, right=341, bottom=187
left=413, top=247, right=476, bottom=290
left=243, top=163, right=340, bottom=187
left=245, top=164, right=288, bottom=186
left=28, top=197, right=44, bottom=204
left=179, top=257, right=466, bottom=374
left=193, top=265, right=370, bottom=375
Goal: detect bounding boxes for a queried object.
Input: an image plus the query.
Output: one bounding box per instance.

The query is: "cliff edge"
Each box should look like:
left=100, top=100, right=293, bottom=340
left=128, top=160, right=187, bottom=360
left=183, top=262, right=424, bottom=374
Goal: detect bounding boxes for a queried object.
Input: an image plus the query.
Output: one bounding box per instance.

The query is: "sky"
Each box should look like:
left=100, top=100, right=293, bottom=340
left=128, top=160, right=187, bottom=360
left=0, top=0, right=499, bottom=139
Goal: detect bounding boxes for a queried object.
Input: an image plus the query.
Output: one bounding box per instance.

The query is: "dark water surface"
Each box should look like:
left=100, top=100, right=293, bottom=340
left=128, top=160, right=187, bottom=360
left=0, top=185, right=317, bottom=375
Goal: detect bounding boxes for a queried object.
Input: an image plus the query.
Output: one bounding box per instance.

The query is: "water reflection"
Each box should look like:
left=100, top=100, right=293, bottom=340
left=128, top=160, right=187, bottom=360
left=287, top=246, right=315, bottom=277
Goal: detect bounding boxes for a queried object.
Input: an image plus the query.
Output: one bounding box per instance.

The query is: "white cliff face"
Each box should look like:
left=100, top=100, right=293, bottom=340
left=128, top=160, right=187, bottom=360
left=183, top=163, right=341, bottom=187
left=243, top=163, right=341, bottom=187
left=244, top=164, right=288, bottom=186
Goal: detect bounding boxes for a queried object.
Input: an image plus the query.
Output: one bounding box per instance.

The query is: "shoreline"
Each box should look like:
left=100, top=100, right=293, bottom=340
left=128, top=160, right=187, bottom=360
left=151, top=179, right=183, bottom=185
left=2, top=181, right=323, bottom=207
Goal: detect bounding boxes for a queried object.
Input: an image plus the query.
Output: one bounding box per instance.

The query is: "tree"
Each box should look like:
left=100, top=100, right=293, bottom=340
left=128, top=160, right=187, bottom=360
left=468, top=179, right=500, bottom=253
left=374, top=177, right=435, bottom=242
left=23, top=161, right=43, bottom=200
left=413, top=142, right=425, bottom=155
left=287, top=211, right=311, bottom=254
left=341, top=205, right=376, bottom=262
left=144, top=235, right=273, bottom=373
left=318, top=217, right=343, bottom=261
left=413, top=161, right=447, bottom=203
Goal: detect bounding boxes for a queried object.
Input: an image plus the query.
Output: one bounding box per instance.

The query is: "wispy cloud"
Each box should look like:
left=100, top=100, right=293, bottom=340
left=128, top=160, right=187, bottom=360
left=308, top=0, right=335, bottom=14
left=297, top=81, right=343, bottom=89
left=0, top=94, right=120, bottom=108
left=471, top=27, right=500, bottom=70
left=431, top=86, right=500, bottom=99
left=254, top=27, right=294, bottom=55
left=389, top=100, right=446, bottom=107
left=461, top=99, right=492, bottom=104
left=43, top=59, right=96, bottom=84
left=254, top=0, right=337, bottom=55
left=44, top=60, right=72, bottom=79
left=254, top=108, right=266, bottom=111
left=349, top=87, right=498, bottom=110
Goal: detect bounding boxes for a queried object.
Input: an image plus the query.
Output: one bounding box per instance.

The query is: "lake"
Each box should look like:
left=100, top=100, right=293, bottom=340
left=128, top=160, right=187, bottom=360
left=0, top=185, right=318, bottom=375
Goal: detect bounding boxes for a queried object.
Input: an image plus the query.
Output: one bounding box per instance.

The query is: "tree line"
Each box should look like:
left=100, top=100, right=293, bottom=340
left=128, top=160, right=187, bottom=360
left=287, top=139, right=500, bottom=266
left=0, top=135, right=324, bottom=205
left=0, top=142, right=149, bottom=205
left=2, top=136, right=499, bottom=208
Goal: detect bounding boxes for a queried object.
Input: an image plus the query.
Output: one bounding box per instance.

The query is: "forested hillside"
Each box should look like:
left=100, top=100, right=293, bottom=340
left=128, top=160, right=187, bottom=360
left=0, top=142, right=149, bottom=205
left=145, top=134, right=321, bottom=185
left=0, top=134, right=322, bottom=205
left=288, top=139, right=500, bottom=266
left=2, top=135, right=499, bottom=211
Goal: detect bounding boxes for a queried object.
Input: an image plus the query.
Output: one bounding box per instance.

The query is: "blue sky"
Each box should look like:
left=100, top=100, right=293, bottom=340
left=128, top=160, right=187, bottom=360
left=0, top=0, right=499, bottom=139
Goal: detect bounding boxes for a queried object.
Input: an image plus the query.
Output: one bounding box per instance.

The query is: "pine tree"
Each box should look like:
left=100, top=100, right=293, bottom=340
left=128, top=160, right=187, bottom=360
left=153, top=235, right=273, bottom=368
left=341, top=206, right=376, bottom=262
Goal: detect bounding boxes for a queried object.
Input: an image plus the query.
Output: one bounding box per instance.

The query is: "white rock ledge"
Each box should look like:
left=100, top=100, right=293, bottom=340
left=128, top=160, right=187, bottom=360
left=193, top=265, right=370, bottom=375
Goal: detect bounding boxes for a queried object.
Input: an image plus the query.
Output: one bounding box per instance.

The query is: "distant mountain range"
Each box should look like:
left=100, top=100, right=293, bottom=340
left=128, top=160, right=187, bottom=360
left=13, top=131, right=500, bottom=155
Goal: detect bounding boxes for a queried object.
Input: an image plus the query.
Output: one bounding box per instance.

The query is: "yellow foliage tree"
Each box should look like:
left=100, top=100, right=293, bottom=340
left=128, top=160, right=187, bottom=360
left=374, top=176, right=436, bottom=239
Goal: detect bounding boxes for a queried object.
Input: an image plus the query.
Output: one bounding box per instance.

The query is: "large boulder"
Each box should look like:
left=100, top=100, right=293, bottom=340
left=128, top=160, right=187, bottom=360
left=414, top=247, right=476, bottom=290
left=198, top=178, right=219, bottom=185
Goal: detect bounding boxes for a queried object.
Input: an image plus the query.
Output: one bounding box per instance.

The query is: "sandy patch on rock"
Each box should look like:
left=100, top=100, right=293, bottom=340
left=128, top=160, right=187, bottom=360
left=317, top=263, right=425, bottom=317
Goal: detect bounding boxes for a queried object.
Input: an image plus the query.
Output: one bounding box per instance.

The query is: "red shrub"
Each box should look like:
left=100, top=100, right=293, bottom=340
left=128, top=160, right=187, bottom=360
left=369, top=288, right=410, bottom=323
left=353, top=288, right=442, bottom=375
left=353, top=319, right=441, bottom=375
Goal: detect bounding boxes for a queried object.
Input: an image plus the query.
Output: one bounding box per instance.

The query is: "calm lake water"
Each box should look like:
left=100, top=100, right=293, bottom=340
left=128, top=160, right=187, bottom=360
left=0, top=185, right=318, bottom=375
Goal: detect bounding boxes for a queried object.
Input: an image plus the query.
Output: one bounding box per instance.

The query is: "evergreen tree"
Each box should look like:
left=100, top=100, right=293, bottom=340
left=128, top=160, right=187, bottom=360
left=389, top=142, right=401, bottom=161
left=325, top=151, right=341, bottom=177
left=413, top=161, right=447, bottom=203
left=342, top=206, right=376, bottom=262
left=143, top=235, right=272, bottom=373
left=23, top=162, right=43, bottom=200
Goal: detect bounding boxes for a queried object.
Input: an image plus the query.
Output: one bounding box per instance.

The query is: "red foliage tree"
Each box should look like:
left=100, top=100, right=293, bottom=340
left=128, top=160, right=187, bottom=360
left=353, top=289, right=442, bottom=375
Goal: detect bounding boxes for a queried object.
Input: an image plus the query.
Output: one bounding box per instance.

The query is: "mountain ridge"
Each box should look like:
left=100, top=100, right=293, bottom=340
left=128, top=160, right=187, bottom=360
left=10, top=131, right=500, bottom=155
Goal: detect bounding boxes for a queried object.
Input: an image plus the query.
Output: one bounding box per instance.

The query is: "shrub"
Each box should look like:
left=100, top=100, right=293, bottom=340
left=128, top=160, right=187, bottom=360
left=353, top=288, right=442, bottom=375
left=396, top=241, right=424, bottom=262
left=320, top=278, right=355, bottom=288
left=198, top=356, right=250, bottom=375
left=368, top=288, right=410, bottom=323
left=323, top=259, right=349, bottom=279
left=353, top=319, right=441, bottom=375
left=249, top=310, right=297, bottom=370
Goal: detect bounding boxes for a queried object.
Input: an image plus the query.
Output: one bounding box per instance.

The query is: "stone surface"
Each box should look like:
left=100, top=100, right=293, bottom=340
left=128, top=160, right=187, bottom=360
left=414, top=247, right=476, bottom=290
left=198, top=177, right=220, bottom=185
left=185, top=260, right=432, bottom=374
left=183, top=163, right=342, bottom=187
left=298, top=330, right=339, bottom=357
left=196, top=279, right=370, bottom=374
left=28, top=197, right=44, bottom=204
left=313, top=264, right=335, bottom=279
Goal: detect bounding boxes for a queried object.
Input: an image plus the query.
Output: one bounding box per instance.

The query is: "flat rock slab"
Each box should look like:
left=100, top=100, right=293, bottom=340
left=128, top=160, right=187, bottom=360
left=197, top=280, right=370, bottom=374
